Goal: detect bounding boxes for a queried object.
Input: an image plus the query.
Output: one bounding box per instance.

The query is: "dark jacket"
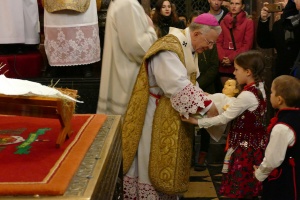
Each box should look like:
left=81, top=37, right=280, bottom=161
left=256, top=1, right=300, bottom=77
left=155, top=16, right=185, bottom=38
left=197, top=45, right=219, bottom=94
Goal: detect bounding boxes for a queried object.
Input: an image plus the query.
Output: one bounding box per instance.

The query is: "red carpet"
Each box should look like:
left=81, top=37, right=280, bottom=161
left=0, top=114, right=107, bottom=195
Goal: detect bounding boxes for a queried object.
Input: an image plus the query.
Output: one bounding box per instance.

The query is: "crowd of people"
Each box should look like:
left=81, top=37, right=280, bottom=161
left=1, top=0, right=299, bottom=199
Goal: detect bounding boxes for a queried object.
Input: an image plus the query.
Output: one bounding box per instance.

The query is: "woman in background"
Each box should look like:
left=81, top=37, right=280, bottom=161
left=152, top=0, right=185, bottom=38
left=217, top=0, right=254, bottom=86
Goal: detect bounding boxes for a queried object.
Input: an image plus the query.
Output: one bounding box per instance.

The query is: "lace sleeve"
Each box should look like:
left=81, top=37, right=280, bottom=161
left=170, top=83, right=210, bottom=118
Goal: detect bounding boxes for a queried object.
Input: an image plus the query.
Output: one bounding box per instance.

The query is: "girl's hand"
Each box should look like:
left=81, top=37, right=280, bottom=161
left=181, top=115, right=198, bottom=125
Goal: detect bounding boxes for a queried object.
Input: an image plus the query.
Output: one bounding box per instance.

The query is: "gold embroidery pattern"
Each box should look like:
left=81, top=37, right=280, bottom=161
left=122, top=35, right=195, bottom=194
left=150, top=96, right=194, bottom=194
left=42, top=0, right=91, bottom=13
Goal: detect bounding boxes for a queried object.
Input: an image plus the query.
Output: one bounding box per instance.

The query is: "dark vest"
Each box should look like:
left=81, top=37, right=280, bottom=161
left=229, top=85, right=267, bottom=150
left=263, top=109, right=300, bottom=200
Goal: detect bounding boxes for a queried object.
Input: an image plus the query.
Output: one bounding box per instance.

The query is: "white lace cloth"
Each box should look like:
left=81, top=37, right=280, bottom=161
left=0, top=75, right=83, bottom=103
left=43, top=0, right=100, bottom=66
left=170, top=83, right=206, bottom=119
left=44, top=24, right=100, bottom=66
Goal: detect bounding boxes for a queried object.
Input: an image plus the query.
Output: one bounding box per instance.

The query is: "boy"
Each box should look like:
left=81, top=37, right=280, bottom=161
left=254, top=75, right=300, bottom=200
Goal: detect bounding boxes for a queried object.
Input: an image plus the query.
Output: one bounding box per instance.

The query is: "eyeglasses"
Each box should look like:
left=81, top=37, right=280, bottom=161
left=203, top=37, right=215, bottom=47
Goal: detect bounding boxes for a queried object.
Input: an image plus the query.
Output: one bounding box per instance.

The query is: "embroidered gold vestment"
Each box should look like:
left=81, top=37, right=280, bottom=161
left=42, top=0, right=91, bottom=13
left=122, top=33, right=196, bottom=194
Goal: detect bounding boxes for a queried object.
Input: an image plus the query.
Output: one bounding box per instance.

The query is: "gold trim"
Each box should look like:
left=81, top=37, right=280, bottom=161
left=43, top=0, right=91, bottom=13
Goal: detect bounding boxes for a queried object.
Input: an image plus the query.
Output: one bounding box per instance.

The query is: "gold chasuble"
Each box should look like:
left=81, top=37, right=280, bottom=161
left=122, top=28, right=197, bottom=194
left=42, top=0, right=91, bottom=13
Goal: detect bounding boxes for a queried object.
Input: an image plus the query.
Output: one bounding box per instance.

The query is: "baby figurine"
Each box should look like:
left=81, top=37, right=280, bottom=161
left=211, top=79, right=239, bottom=113
left=198, top=79, right=240, bottom=141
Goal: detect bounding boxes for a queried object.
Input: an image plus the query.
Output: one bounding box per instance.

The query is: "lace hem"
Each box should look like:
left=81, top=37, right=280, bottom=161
left=170, top=83, right=207, bottom=118
left=44, top=24, right=100, bottom=66
left=123, top=176, right=178, bottom=200
left=124, top=176, right=157, bottom=199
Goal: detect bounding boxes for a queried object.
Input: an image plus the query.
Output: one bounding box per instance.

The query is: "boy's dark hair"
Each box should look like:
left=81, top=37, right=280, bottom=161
left=273, top=75, right=300, bottom=107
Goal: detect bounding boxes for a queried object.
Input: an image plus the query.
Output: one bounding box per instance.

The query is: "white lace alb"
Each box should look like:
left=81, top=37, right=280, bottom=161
left=44, top=24, right=100, bottom=66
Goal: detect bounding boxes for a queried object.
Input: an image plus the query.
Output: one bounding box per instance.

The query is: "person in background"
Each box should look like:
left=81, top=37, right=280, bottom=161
left=178, top=13, right=188, bottom=27
left=206, top=0, right=229, bottom=92
left=182, top=50, right=268, bottom=199
left=97, top=0, right=157, bottom=115
left=0, top=0, right=39, bottom=54
left=188, top=10, right=220, bottom=171
left=254, top=75, right=300, bottom=200
left=195, top=0, right=230, bottom=171
left=217, top=0, right=254, bottom=86
left=257, top=0, right=300, bottom=78
left=150, top=7, right=156, bottom=19
left=207, top=0, right=229, bottom=23
left=122, top=13, right=221, bottom=199
left=152, top=0, right=185, bottom=38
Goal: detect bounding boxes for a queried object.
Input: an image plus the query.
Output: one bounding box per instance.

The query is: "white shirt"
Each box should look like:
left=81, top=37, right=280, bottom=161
left=197, top=83, right=266, bottom=128
left=255, top=124, right=295, bottom=181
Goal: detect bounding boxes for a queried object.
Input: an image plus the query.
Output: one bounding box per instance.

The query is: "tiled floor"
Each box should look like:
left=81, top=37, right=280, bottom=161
left=182, top=164, right=236, bottom=200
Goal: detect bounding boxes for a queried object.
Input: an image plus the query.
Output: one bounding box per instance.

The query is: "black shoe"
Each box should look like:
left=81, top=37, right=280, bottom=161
left=45, top=67, right=57, bottom=78
left=194, top=161, right=207, bottom=171
left=83, top=66, right=92, bottom=78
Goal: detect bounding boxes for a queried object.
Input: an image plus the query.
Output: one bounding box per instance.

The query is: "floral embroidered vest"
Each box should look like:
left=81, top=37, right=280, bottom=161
left=229, top=85, right=267, bottom=150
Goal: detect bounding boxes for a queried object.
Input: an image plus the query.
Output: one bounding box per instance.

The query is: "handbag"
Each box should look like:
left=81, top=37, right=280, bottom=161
left=42, top=0, right=91, bottom=13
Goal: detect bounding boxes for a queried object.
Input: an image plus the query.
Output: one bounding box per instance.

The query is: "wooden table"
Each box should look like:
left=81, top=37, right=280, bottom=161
left=0, top=115, right=122, bottom=200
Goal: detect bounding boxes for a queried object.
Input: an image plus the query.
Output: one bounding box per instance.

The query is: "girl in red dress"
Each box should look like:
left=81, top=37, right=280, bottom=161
left=182, top=50, right=268, bottom=199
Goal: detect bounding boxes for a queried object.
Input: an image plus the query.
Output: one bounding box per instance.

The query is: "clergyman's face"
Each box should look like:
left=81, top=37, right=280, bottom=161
left=191, top=29, right=218, bottom=53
